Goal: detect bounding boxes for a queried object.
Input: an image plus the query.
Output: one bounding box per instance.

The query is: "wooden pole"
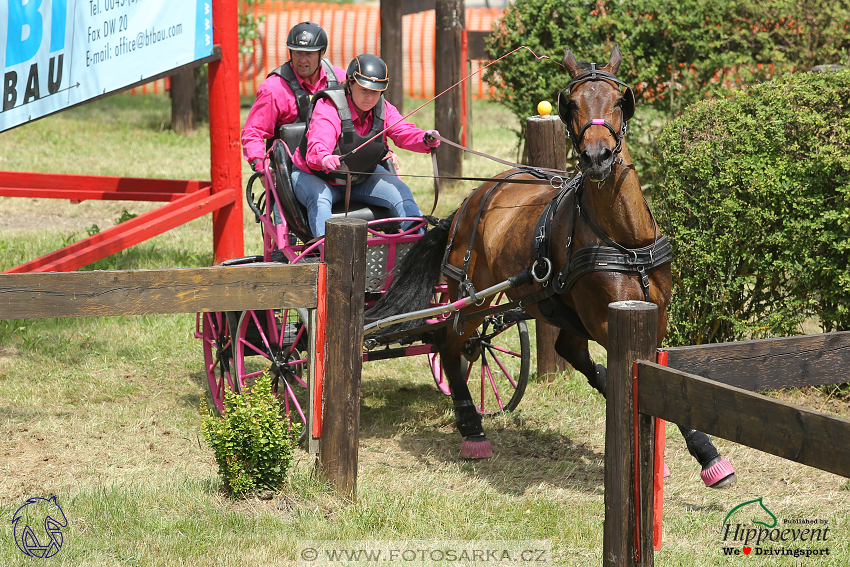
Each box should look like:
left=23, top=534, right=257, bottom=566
left=170, top=68, right=195, bottom=134
left=525, top=115, right=568, bottom=379
left=380, top=0, right=404, bottom=111
left=434, top=0, right=464, bottom=178
left=318, top=218, right=367, bottom=499
left=605, top=300, right=657, bottom=567
left=209, top=0, right=244, bottom=263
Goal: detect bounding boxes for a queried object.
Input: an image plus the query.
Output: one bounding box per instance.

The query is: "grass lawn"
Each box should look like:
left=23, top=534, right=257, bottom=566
left=1, top=93, right=849, bottom=566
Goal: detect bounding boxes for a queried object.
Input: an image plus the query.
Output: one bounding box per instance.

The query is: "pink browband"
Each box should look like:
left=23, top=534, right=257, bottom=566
left=592, top=119, right=606, bottom=125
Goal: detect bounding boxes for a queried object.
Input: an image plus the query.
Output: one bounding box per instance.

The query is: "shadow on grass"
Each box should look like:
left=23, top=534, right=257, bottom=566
left=357, top=378, right=604, bottom=495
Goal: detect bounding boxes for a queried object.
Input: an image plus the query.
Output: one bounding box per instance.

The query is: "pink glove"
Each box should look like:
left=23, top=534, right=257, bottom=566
left=321, top=154, right=341, bottom=172
left=424, top=130, right=440, bottom=148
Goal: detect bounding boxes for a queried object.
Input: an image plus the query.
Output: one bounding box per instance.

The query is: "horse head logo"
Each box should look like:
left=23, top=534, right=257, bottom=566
left=12, top=495, right=68, bottom=558
left=722, top=497, right=777, bottom=529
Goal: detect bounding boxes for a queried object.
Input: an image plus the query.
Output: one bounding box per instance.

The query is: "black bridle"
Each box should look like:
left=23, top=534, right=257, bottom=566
left=557, top=63, right=636, bottom=162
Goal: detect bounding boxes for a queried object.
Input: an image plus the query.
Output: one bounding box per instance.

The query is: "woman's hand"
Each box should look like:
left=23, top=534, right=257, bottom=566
left=424, top=130, right=440, bottom=148
left=321, top=154, right=341, bottom=172
left=386, top=150, right=401, bottom=172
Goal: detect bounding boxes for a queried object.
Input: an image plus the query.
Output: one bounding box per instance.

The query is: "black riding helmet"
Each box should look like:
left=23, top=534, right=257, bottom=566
left=286, top=22, right=328, bottom=52
left=346, top=54, right=389, bottom=91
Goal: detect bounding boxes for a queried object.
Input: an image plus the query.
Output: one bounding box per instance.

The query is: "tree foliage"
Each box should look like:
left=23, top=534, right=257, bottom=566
left=653, top=70, right=850, bottom=345
left=483, top=0, right=850, bottom=169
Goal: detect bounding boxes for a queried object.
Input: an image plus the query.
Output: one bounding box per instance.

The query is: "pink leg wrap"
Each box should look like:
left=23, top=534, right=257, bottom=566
left=663, top=462, right=671, bottom=478
left=460, top=439, right=492, bottom=459
left=700, top=458, right=736, bottom=488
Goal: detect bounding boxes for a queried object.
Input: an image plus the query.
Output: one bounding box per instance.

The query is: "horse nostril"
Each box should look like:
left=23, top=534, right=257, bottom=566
left=599, top=148, right=612, bottom=164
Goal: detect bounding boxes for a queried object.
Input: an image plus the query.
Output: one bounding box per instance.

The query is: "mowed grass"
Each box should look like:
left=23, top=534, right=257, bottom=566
left=1, top=93, right=850, bottom=566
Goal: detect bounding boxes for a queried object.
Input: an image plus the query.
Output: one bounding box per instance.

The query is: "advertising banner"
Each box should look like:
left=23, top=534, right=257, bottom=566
left=1, top=0, right=214, bottom=132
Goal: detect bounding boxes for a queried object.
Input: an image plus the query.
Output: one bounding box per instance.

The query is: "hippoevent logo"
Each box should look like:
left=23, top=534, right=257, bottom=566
left=720, top=497, right=830, bottom=559
left=11, top=495, right=68, bottom=558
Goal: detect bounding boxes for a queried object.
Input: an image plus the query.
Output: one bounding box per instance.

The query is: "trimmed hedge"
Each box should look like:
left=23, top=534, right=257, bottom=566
left=653, top=70, right=850, bottom=345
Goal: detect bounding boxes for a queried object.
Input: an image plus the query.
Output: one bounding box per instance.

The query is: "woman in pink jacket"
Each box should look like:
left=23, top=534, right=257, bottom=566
left=291, top=54, right=440, bottom=238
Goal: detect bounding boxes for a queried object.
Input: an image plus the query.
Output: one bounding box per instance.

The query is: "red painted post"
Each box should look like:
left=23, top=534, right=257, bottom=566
left=460, top=29, right=468, bottom=148
left=209, top=0, right=244, bottom=263
left=653, top=351, right=668, bottom=551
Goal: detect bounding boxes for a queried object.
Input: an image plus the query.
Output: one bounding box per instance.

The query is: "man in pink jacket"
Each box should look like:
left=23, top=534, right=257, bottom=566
left=241, top=22, right=347, bottom=172
left=292, top=54, right=440, bottom=238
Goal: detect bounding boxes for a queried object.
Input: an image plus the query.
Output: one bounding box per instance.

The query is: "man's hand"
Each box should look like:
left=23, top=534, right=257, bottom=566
left=321, top=154, right=341, bottom=172
left=251, top=159, right=263, bottom=172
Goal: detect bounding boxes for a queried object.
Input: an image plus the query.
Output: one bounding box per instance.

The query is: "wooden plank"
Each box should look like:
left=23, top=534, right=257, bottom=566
left=0, top=264, right=319, bottom=319
left=403, top=0, right=435, bottom=15
left=637, top=361, right=850, bottom=479
left=319, top=219, right=367, bottom=500
left=660, top=331, right=850, bottom=390
left=605, top=301, right=658, bottom=567
left=466, top=30, right=491, bottom=61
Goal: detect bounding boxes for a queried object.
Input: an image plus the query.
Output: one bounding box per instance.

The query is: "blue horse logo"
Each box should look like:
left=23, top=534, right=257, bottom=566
left=12, top=495, right=68, bottom=558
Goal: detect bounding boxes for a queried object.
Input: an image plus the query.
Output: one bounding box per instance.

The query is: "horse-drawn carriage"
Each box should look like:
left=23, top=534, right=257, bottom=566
left=195, top=120, right=532, bottom=438
left=196, top=45, right=736, bottom=488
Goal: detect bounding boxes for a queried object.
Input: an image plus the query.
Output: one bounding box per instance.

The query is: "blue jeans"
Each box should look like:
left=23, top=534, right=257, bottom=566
left=291, top=165, right=423, bottom=238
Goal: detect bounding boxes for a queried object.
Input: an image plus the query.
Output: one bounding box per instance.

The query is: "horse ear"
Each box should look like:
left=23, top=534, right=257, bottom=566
left=563, top=49, right=580, bottom=78
left=606, top=44, right=623, bottom=76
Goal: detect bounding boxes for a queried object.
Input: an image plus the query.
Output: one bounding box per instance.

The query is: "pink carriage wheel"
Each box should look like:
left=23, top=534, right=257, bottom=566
left=428, top=352, right=452, bottom=396
left=432, top=292, right=531, bottom=415
left=201, top=311, right=237, bottom=415
left=232, top=308, right=311, bottom=443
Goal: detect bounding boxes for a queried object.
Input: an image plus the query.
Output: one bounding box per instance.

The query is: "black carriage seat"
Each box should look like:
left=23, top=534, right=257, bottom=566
left=270, top=123, right=401, bottom=243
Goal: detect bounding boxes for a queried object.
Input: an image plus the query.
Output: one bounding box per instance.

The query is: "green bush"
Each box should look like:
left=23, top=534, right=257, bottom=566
left=201, top=376, right=299, bottom=496
left=653, top=69, right=850, bottom=346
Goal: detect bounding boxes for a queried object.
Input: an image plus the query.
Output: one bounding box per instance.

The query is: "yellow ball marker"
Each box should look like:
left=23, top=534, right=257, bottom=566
left=537, top=100, right=553, bottom=116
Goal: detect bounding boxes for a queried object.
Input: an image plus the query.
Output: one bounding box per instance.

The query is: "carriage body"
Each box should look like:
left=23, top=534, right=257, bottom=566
left=195, top=137, right=530, bottom=440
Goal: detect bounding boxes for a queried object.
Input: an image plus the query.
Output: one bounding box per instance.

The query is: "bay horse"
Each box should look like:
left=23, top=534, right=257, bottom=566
left=366, top=46, right=736, bottom=489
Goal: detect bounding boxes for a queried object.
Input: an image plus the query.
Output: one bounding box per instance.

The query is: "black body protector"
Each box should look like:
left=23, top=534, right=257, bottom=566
left=298, top=85, right=389, bottom=186
left=266, top=59, right=339, bottom=148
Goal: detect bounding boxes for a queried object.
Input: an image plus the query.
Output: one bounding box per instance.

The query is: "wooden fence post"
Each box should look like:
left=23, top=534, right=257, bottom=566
left=605, top=300, right=657, bottom=567
left=318, top=219, right=368, bottom=499
left=380, top=0, right=404, bottom=111
left=435, top=0, right=464, bottom=179
left=526, top=114, right=569, bottom=379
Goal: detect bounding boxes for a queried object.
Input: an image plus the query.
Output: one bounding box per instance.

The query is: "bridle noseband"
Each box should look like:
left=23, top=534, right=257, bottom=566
left=557, top=63, right=635, bottom=162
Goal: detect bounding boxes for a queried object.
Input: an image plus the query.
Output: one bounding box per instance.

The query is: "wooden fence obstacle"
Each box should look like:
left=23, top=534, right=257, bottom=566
left=0, top=218, right=368, bottom=499
left=605, top=301, right=850, bottom=566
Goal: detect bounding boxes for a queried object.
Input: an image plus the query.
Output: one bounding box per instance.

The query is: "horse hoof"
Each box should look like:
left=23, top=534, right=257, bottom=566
left=460, top=437, right=492, bottom=459
left=701, top=457, right=737, bottom=489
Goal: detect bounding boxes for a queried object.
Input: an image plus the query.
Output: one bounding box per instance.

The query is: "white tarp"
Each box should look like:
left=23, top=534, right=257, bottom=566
left=1, top=0, right=213, bottom=132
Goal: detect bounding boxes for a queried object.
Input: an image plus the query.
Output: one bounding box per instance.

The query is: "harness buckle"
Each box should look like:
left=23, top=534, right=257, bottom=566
left=550, top=175, right=564, bottom=190
left=637, top=265, right=650, bottom=289
left=627, top=249, right=639, bottom=264
left=535, top=227, right=546, bottom=243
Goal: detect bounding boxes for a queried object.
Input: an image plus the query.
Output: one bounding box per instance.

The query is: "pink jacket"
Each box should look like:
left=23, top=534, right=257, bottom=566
left=241, top=61, right=347, bottom=164
left=292, top=93, right=431, bottom=180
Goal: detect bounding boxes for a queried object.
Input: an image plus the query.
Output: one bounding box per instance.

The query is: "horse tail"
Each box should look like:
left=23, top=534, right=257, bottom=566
left=365, top=213, right=455, bottom=332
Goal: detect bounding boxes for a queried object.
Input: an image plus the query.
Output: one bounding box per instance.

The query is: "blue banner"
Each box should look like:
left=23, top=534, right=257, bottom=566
left=1, top=0, right=214, bottom=132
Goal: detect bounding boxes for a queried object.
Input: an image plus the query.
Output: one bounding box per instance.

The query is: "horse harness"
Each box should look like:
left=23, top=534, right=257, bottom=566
left=440, top=166, right=673, bottom=337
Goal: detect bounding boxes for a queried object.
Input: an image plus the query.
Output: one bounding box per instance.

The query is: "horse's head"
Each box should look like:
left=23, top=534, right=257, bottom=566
left=558, top=45, right=635, bottom=182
